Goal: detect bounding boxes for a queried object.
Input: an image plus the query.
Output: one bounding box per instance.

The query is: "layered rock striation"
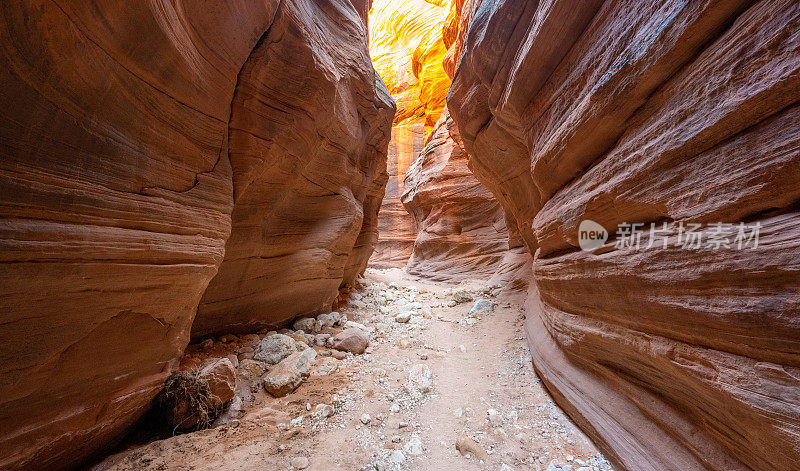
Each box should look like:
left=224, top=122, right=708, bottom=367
left=399, top=0, right=519, bottom=284
left=194, top=0, right=394, bottom=337
left=0, top=0, right=392, bottom=469
left=401, top=108, right=510, bottom=282
left=449, top=0, right=800, bottom=469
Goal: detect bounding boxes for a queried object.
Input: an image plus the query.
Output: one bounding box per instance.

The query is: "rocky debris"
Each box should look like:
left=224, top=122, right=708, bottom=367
left=200, top=339, right=214, bottom=350
left=394, top=312, right=411, bottom=323
left=360, top=413, right=372, bottom=425
left=313, top=403, right=334, bottom=418
left=290, top=456, right=309, bottom=469
left=158, top=358, right=236, bottom=430
left=263, top=349, right=317, bottom=397
left=402, top=434, right=423, bottom=456
left=254, top=334, right=297, bottom=364
left=332, top=328, right=369, bottom=354
left=455, top=435, right=487, bottom=460
left=452, top=289, right=473, bottom=304
left=469, top=299, right=494, bottom=316
left=311, top=357, right=340, bottom=376
left=405, top=364, right=432, bottom=397
left=293, top=317, right=320, bottom=334
left=332, top=350, right=349, bottom=360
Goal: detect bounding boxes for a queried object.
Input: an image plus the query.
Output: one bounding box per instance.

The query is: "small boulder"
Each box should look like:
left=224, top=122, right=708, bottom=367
left=394, top=312, right=411, bottom=323
left=469, top=299, right=494, bottom=316
left=253, top=334, right=296, bottom=365
left=331, top=328, right=369, bottom=354
left=317, top=313, right=336, bottom=328
left=452, top=289, right=473, bottom=304
left=263, top=349, right=317, bottom=397
left=158, top=358, right=235, bottom=430
left=313, top=403, right=334, bottom=418
left=293, top=317, right=319, bottom=333
left=405, top=364, right=432, bottom=397
left=455, top=435, right=487, bottom=460
left=199, top=358, right=236, bottom=407
left=290, top=456, right=309, bottom=470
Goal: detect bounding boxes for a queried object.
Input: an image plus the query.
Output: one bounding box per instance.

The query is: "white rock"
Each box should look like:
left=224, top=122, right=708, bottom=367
left=402, top=434, right=423, bottom=456
left=469, top=299, right=494, bottom=315
left=290, top=456, right=309, bottom=469
left=360, top=413, right=371, bottom=424
left=405, top=364, right=432, bottom=396
left=388, top=450, right=405, bottom=466
left=313, top=403, right=334, bottom=418
left=394, top=312, right=411, bottom=323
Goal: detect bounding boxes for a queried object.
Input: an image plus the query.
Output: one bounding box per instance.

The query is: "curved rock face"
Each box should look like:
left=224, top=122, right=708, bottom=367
left=398, top=0, right=518, bottom=284
left=193, top=0, right=394, bottom=338
left=0, top=0, right=391, bottom=469
left=368, top=0, right=452, bottom=268
left=449, top=0, right=800, bottom=469
left=401, top=108, right=509, bottom=282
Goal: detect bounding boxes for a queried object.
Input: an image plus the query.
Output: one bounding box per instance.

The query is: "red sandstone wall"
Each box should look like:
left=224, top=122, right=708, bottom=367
left=448, top=0, right=800, bottom=469
left=0, top=1, right=392, bottom=469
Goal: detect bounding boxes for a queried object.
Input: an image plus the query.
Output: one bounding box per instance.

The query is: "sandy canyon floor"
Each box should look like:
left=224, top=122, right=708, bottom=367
left=95, top=268, right=614, bottom=471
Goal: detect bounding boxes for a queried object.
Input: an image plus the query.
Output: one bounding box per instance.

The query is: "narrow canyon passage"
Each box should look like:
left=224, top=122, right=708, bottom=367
left=96, top=269, right=613, bottom=471
left=2, top=0, right=799, bottom=470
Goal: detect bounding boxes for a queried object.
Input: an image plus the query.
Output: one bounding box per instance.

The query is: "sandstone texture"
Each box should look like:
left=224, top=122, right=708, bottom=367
left=368, top=0, right=452, bottom=268
left=397, top=0, right=516, bottom=284
left=402, top=108, right=510, bottom=282
left=0, top=0, right=391, bottom=469
left=194, top=0, right=394, bottom=337
left=448, top=0, right=800, bottom=469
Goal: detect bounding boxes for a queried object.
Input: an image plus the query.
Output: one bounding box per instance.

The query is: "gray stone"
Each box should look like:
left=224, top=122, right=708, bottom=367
left=293, top=317, right=319, bottom=333
left=253, top=334, right=297, bottom=365
left=263, top=349, right=316, bottom=397
left=469, top=299, right=494, bottom=316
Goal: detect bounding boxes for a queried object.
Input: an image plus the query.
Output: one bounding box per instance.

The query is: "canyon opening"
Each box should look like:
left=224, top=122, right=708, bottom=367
left=1, top=1, right=798, bottom=470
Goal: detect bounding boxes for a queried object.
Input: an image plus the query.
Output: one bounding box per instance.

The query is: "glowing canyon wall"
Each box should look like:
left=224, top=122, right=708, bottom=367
left=448, top=0, right=800, bottom=469
left=368, top=0, right=451, bottom=268
left=370, top=0, right=516, bottom=283
left=0, top=1, right=392, bottom=469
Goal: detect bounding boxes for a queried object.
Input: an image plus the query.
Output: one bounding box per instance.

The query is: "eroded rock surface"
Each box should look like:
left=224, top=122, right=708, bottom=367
left=194, top=0, right=394, bottom=337
left=0, top=0, right=391, bottom=469
left=448, top=0, right=800, bottom=469
left=402, top=108, right=510, bottom=282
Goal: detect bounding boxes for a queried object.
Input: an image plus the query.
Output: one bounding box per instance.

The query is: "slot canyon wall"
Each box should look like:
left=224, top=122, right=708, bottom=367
left=447, top=0, right=800, bottom=470
left=0, top=0, right=393, bottom=469
left=368, top=0, right=450, bottom=268
left=371, top=0, right=521, bottom=283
